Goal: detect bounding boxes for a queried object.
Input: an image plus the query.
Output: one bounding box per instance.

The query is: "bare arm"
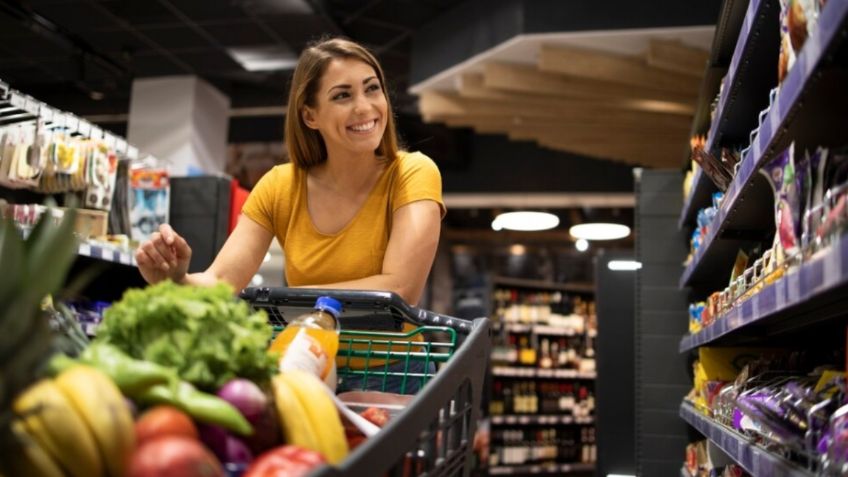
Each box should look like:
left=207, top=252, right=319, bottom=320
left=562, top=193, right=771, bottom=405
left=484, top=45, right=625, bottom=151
left=306, top=200, right=442, bottom=305
left=136, top=215, right=273, bottom=291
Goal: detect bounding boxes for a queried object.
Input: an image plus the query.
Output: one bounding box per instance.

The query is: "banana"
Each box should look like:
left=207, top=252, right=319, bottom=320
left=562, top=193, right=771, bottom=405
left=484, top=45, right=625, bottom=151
left=14, top=378, right=103, bottom=477
left=281, top=370, right=348, bottom=464
left=6, top=419, right=65, bottom=477
left=271, top=373, right=321, bottom=454
left=55, top=364, right=135, bottom=477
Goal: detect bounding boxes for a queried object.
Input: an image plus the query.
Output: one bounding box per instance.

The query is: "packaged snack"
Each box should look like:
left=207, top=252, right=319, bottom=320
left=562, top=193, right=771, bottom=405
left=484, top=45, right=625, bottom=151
left=761, top=145, right=802, bottom=258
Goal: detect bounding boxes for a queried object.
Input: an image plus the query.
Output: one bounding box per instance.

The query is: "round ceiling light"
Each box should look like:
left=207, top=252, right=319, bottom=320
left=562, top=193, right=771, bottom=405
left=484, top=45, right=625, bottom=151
left=492, top=211, right=560, bottom=231
left=575, top=238, right=589, bottom=252
left=569, top=223, right=631, bottom=240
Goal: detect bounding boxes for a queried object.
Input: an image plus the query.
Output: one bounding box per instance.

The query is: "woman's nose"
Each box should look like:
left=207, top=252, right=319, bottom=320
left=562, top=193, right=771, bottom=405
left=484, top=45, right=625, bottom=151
left=353, top=94, right=370, bottom=114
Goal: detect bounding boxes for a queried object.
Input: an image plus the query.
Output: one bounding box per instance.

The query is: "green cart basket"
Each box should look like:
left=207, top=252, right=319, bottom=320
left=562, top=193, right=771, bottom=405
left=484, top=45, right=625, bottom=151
left=239, top=287, right=490, bottom=477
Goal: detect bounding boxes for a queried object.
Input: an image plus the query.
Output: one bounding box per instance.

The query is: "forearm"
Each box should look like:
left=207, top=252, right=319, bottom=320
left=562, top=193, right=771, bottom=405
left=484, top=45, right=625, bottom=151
left=179, top=270, right=243, bottom=291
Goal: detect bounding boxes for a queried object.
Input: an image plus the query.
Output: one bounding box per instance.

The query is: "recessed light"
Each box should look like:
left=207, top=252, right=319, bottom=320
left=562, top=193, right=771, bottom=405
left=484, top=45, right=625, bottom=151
left=575, top=238, right=589, bottom=252
left=569, top=223, right=630, bottom=240
left=228, top=46, right=298, bottom=72
left=492, top=211, right=559, bottom=231
left=608, top=260, right=642, bottom=271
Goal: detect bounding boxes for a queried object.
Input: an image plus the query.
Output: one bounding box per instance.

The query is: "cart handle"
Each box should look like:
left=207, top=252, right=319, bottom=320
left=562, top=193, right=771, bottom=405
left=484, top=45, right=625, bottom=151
left=239, top=287, right=474, bottom=334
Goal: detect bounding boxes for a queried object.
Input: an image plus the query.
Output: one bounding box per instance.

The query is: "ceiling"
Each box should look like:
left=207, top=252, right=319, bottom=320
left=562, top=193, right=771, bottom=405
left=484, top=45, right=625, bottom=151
left=411, top=26, right=714, bottom=168
left=0, top=0, right=720, bottom=246
left=0, top=0, right=458, bottom=116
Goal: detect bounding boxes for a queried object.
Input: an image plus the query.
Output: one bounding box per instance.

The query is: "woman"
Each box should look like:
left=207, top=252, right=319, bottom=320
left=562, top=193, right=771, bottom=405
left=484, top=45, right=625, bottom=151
left=135, top=37, right=445, bottom=308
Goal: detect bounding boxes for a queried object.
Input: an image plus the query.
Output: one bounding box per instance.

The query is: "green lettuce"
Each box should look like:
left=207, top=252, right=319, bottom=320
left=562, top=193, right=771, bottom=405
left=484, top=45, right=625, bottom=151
left=96, top=280, right=277, bottom=391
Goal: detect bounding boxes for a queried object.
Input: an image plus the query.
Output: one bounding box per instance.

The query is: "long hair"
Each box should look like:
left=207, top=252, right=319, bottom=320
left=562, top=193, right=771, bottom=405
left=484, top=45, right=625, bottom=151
left=285, top=37, right=400, bottom=169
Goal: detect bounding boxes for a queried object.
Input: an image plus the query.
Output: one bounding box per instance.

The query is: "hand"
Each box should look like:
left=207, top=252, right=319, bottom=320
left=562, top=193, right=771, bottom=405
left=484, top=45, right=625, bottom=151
left=135, top=224, right=192, bottom=285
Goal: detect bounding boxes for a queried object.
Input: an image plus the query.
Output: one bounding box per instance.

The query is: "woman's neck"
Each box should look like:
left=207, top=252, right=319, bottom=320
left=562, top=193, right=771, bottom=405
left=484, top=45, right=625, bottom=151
left=312, top=145, right=383, bottom=194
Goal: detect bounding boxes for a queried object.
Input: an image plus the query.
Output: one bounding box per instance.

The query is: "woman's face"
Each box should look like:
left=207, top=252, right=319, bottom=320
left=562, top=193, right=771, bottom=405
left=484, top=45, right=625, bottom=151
left=304, top=57, right=388, bottom=157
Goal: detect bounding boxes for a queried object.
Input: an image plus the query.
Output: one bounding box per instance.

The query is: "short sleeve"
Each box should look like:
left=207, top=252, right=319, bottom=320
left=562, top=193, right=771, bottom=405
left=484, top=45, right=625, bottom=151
left=391, top=151, right=446, bottom=218
left=241, top=165, right=287, bottom=235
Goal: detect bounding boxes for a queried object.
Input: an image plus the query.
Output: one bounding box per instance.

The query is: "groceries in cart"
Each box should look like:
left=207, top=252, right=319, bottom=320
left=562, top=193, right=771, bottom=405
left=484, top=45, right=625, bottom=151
left=3, top=279, right=487, bottom=477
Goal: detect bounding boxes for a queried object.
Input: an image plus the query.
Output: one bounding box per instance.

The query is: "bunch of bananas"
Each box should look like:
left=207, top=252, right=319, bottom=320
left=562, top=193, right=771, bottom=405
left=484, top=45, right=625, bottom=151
left=7, top=364, right=135, bottom=477
left=272, top=370, right=348, bottom=465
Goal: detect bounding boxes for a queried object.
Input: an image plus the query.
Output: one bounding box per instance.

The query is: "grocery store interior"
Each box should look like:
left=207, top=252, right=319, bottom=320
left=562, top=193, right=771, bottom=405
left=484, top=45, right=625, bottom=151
left=2, top=0, right=848, bottom=476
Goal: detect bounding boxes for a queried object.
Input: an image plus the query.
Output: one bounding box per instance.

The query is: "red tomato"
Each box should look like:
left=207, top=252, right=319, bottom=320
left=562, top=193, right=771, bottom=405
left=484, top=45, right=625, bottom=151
left=128, top=436, right=223, bottom=477
left=242, top=445, right=326, bottom=477
left=135, top=405, right=198, bottom=445
left=360, top=407, right=390, bottom=428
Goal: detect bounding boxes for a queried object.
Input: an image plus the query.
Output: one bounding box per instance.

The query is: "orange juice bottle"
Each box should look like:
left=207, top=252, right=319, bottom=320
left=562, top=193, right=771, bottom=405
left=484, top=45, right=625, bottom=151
left=271, top=296, right=342, bottom=384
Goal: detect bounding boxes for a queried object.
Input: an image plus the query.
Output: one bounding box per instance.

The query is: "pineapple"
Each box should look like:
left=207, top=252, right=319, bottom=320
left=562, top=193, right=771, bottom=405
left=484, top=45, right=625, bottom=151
left=0, top=207, right=80, bottom=452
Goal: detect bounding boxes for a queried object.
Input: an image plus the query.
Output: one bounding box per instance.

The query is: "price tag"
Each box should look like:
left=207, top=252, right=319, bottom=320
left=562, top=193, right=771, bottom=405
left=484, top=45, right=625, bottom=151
left=24, top=98, right=39, bottom=115
left=79, top=243, right=91, bottom=256
left=65, top=116, right=79, bottom=132
left=77, top=120, right=91, bottom=136
left=10, top=93, right=25, bottom=109
left=103, top=133, right=116, bottom=148
left=127, top=146, right=139, bottom=160
left=52, top=112, right=66, bottom=128
left=40, top=106, right=53, bottom=122
left=90, top=127, right=102, bottom=140
left=115, top=138, right=128, bottom=154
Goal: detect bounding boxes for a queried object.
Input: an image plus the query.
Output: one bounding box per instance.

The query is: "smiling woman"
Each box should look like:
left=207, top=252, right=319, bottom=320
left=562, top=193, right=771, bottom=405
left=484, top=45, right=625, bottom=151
left=135, top=37, right=446, bottom=312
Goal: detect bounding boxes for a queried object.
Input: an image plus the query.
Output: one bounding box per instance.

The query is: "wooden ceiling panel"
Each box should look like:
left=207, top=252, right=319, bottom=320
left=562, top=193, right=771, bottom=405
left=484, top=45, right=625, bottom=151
left=538, top=45, right=701, bottom=96
left=646, top=39, right=710, bottom=77
left=483, top=62, right=697, bottom=107
left=460, top=73, right=694, bottom=116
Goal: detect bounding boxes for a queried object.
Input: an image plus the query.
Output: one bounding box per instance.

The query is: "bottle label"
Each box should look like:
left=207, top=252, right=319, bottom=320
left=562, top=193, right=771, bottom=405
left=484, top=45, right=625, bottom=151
left=279, top=328, right=328, bottom=378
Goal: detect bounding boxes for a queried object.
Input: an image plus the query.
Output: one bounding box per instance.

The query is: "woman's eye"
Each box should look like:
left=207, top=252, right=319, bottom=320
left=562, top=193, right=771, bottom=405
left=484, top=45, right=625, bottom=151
left=366, top=83, right=382, bottom=93
left=332, top=91, right=350, bottom=101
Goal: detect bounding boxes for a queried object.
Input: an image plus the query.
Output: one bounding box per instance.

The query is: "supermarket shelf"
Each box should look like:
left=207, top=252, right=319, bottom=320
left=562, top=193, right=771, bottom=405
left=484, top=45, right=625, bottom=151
left=78, top=242, right=137, bottom=267
left=680, top=236, right=848, bottom=352
left=488, top=462, right=595, bottom=475
left=705, top=0, right=780, bottom=155
left=679, top=402, right=813, bottom=476
left=492, top=276, right=594, bottom=294
left=490, top=414, right=593, bottom=426
left=493, top=323, right=596, bottom=338
left=491, top=366, right=596, bottom=380
left=680, top=1, right=848, bottom=291
left=678, top=167, right=719, bottom=230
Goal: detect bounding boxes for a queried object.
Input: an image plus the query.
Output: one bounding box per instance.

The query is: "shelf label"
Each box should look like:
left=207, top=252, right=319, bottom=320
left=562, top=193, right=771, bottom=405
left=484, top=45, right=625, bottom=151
left=77, top=120, right=91, bottom=137
left=103, top=133, right=116, bottom=148
left=79, top=243, right=91, bottom=256
left=127, top=146, right=139, bottom=160
left=90, top=127, right=102, bottom=140
left=10, top=93, right=25, bottom=109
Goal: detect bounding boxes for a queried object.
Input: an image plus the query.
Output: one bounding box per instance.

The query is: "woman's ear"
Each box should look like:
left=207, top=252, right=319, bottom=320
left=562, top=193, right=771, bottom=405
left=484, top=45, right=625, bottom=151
left=302, top=107, right=319, bottom=130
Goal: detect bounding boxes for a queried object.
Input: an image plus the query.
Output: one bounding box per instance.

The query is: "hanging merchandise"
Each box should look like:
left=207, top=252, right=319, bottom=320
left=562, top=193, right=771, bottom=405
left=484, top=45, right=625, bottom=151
left=128, top=159, right=170, bottom=243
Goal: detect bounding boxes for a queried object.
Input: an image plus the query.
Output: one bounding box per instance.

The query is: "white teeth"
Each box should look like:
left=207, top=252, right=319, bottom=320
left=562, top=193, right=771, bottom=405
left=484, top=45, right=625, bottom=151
left=350, top=120, right=376, bottom=132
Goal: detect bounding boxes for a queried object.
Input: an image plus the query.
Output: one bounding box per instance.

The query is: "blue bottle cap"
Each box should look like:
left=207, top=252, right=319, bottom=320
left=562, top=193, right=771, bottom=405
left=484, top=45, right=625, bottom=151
left=314, top=296, right=343, bottom=317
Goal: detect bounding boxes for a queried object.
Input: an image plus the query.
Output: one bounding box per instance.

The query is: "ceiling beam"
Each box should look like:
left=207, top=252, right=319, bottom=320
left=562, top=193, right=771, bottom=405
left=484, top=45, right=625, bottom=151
left=646, top=39, right=710, bottom=77
left=538, top=45, right=701, bottom=96
left=418, top=91, right=692, bottom=128
left=434, top=114, right=690, bottom=135
left=483, top=62, right=697, bottom=107
left=460, top=73, right=693, bottom=116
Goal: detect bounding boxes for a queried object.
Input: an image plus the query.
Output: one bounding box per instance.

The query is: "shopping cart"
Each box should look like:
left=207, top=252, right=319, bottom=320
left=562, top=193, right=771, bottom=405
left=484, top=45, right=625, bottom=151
left=239, top=287, right=491, bottom=477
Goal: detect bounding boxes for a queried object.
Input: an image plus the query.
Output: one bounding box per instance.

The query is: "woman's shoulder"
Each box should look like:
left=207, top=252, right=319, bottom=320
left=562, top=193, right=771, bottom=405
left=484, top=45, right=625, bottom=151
left=394, top=150, right=439, bottom=174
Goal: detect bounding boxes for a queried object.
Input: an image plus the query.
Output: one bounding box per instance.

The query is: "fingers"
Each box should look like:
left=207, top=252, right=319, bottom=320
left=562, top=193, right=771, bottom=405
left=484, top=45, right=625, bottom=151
left=171, top=232, right=192, bottom=261
left=159, top=223, right=176, bottom=246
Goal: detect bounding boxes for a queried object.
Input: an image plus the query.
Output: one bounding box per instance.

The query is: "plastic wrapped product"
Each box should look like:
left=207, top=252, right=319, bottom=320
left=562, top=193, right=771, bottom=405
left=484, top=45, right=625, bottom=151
left=761, top=145, right=802, bottom=258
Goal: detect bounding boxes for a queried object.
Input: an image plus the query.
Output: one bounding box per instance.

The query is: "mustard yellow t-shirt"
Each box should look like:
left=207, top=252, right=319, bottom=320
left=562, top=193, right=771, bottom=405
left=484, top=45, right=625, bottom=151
left=242, top=151, right=445, bottom=287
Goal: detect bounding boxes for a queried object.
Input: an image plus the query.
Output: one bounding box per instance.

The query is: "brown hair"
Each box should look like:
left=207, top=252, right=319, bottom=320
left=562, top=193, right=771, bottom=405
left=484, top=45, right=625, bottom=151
left=285, top=37, right=400, bottom=169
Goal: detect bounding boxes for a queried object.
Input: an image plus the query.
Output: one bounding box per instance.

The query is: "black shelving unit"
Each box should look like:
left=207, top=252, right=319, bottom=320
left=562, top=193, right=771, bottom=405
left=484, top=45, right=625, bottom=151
left=487, top=462, right=594, bottom=476
left=679, top=403, right=813, bottom=476
left=484, top=277, right=597, bottom=475
left=680, top=0, right=848, bottom=292
left=670, top=0, right=848, bottom=475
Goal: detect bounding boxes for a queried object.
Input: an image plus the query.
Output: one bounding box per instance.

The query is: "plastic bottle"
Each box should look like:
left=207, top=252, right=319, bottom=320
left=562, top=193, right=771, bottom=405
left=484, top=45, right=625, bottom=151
left=270, top=296, right=342, bottom=387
